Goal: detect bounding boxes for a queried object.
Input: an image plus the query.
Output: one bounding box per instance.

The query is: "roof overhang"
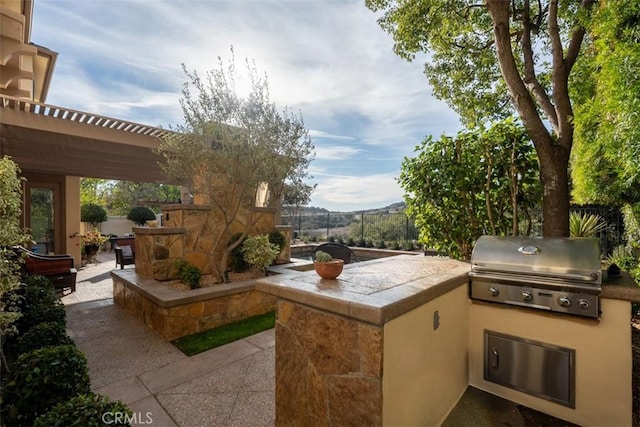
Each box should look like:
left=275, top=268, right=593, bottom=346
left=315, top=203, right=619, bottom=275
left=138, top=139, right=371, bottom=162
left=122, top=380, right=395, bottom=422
left=0, top=95, right=176, bottom=183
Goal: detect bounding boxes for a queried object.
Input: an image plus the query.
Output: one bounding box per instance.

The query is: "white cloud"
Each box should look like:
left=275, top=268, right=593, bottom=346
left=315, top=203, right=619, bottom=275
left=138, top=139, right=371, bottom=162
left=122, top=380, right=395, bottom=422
left=309, top=130, right=355, bottom=141
left=31, top=0, right=460, bottom=211
left=310, top=172, right=403, bottom=211
left=314, top=145, right=363, bottom=161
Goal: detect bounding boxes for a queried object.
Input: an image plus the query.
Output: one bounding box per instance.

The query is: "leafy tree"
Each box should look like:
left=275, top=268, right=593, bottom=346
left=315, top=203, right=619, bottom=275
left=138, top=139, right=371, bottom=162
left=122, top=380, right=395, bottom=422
left=108, top=181, right=180, bottom=215
left=80, top=178, right=111, bottom=207
left=80, top=203, right=108, bottom=228
left=571, top=0, right=640, bottom=206
left=399, top=119, right=540, bottom=259
left=0, top=156, right=30, bottom=337
left=366, top=0, right=597, bottom=237
left=157, top=50, right=315, bottom=281
left=282, top=181, right=316, bottom=220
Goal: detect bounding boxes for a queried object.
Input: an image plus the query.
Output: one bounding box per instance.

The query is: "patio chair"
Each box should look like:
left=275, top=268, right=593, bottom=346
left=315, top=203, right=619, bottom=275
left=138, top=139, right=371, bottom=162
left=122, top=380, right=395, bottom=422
left=111, top=237, right=135, bottom=269
left=14, top=246, right=77, bottom=294
left=314, top=243, right=358, bottom=264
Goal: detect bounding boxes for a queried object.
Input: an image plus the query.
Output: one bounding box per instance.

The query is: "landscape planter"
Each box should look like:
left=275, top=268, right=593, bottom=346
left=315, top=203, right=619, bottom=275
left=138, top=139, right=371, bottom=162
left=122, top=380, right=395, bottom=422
left=314, top=260, right=344, bottom=279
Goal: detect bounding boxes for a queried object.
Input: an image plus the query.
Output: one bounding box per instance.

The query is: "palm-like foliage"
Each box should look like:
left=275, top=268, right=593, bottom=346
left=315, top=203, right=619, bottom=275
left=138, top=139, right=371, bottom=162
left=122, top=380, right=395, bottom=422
left=569, top=212, right=606, bottom=237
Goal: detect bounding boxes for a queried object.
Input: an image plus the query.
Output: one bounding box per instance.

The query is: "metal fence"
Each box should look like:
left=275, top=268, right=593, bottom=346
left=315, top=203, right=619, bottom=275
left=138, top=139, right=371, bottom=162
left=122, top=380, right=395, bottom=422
left=282, top=205, right=624, bottom=255
left=529, top=206, right=625, bottom=256
left=281, top=212, right=418, bottom=244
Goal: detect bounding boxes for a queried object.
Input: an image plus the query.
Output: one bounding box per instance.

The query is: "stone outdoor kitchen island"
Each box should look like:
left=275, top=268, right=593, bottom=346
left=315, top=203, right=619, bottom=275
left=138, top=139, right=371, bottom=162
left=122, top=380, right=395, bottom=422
left=257, top=255, right=470, bottom=426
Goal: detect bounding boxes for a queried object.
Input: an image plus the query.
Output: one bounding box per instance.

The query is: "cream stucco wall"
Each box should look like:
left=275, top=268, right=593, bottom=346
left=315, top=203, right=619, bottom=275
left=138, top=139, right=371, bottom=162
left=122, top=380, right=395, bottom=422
left=468, top=298, right=632, bottom=426
left=383, top=284, right=469, bottom=426
left=64, top=176, right=81, bottom=264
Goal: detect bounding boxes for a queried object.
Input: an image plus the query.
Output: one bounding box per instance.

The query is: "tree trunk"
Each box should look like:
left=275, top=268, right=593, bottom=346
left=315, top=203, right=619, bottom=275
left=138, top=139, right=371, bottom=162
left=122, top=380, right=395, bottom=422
left=487, top=0, right=577, bottom=237
left=538, top=146, right=571, bottom=237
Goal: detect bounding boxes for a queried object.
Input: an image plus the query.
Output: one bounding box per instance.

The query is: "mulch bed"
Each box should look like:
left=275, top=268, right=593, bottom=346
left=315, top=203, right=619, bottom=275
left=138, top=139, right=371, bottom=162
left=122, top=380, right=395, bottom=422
left=165, top=270, right=263, bottom=291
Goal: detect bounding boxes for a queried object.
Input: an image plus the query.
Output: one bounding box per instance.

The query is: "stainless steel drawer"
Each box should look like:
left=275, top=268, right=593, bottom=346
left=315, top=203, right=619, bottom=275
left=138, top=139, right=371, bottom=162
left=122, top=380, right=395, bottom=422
left=485, top=331, right=575, bottom=408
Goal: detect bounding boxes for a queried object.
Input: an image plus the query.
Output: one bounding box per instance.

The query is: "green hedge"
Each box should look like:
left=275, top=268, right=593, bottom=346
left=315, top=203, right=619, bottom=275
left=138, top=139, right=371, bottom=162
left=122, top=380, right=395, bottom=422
left=34, top=393, right=133, bottom=427
left=2, top=345, right=91, bottom=426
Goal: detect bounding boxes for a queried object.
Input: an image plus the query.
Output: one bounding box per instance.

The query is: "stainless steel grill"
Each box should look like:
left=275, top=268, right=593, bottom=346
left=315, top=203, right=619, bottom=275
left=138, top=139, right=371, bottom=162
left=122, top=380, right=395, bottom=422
left=469, top=236, right=602, bottom=318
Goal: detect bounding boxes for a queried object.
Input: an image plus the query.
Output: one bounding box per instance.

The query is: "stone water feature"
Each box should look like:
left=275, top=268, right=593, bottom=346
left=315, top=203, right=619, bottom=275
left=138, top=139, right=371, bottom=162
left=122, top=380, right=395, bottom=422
left=112, top=203, right=291, bottom=340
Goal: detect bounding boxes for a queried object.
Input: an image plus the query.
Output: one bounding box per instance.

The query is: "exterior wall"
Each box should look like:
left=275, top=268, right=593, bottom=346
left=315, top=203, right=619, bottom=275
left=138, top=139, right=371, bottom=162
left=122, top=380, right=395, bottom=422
left=382, top=284, right=469, bottom=426
left=134, top=227, right=186, bottom=280
left=275, top=300, right=383, bottom=426
left=112, top=273, right=276, bottom=341
left=64, top=176, right=81, bottom=263
left=99, top=216, right=137, bottom=236
left=468, top=298, right=632, bottom=426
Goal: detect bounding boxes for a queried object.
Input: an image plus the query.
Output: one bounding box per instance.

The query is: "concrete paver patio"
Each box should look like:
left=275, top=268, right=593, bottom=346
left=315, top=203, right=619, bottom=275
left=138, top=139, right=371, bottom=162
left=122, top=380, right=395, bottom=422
left=61, top=251, right=565, bottom=427
left=63, top=253, right=275, bottom=427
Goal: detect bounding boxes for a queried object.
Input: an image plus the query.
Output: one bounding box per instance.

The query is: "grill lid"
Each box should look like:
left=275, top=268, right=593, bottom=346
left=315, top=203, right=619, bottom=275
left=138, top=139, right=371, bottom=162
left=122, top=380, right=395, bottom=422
left=470, top=236, right=602, bottom=285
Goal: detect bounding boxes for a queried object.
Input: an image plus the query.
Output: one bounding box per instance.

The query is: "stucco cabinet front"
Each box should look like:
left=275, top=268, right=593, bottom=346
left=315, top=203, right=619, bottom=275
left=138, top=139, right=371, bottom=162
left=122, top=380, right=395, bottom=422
left=257, top=255, right=470, bottom=426
left=468, top=298, right=632, bottom=427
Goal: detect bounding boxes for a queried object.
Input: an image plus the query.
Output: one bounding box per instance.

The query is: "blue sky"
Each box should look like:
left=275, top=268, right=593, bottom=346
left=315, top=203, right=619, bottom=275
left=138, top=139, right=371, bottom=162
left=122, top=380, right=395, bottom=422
left=32, top=0, right=462, bottom=212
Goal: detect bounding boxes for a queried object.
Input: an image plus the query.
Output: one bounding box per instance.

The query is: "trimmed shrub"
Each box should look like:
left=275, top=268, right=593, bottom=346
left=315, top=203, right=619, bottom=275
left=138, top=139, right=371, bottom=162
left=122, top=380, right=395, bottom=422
left=17, top=321, right=74, bottom=354
left=126, top=206, right=156, bottom=226
left=5, top=275, right=66, bottom=335
left=346, top=237, right=356, bottom=246
left=242, top=234, right=280, bottom=273
left=34, top=393, right=133, bottom=427
left=268, top=231, right=286, bottom=252
left=376, top=240, right=387, bottom=249
left=175, top=260, right=202, bottom=290
left=401, top=240, right=416, bottom=251
left=81, top=203, right=108, bottom=226
left=2, top=345, right=91, bottom=425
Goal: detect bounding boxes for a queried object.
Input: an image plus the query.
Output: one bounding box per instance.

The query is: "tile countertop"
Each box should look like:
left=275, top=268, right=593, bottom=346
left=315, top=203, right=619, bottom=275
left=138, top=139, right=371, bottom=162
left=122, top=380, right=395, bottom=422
left=256, top=255, right=470, bottom=326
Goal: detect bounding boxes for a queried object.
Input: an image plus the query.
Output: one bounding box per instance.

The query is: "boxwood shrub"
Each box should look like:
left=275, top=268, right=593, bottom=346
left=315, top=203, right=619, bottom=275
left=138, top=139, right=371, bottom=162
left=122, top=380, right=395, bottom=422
left=34, top=393, right=133, bottom=427
left=5, top=275, right=66, bottom=334
left=17, top=321, right=74, bottom=354
left=2, top=345, right=91, bottom=426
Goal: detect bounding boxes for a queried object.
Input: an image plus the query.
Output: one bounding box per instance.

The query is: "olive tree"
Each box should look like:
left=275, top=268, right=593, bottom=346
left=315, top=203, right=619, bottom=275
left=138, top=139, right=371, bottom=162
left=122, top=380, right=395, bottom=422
left=367, top=0, right=597, bottom=237
left=157, top=51, right=315, bottom=281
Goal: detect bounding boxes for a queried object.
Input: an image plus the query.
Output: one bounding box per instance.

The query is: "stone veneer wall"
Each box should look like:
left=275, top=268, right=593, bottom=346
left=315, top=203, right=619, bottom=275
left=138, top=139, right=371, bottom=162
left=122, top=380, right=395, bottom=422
left=113, top=273, right=276, bottom=341
left=135, top=204, right=283, bottom=281
left=275, top=300, right=383, bottom=426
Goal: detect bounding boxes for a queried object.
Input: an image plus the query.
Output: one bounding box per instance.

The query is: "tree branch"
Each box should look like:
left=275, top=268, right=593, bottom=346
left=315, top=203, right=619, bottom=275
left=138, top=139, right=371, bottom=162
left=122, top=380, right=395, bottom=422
left=486, top=0, right=551, bottom=152
left=565, top=0, right=597, bottom=70
left=521, top=0, right=558, bottom=132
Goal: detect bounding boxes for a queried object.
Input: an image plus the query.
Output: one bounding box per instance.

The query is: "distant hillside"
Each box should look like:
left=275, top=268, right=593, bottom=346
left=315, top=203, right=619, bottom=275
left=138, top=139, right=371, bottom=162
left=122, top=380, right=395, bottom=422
left=298, top=202, right=406, bottom=215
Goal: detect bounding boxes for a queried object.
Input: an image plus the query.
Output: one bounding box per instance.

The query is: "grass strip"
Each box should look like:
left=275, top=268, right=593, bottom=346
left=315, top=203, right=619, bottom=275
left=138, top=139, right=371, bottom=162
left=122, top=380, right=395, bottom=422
left=172, top=311, right=275, bottom=356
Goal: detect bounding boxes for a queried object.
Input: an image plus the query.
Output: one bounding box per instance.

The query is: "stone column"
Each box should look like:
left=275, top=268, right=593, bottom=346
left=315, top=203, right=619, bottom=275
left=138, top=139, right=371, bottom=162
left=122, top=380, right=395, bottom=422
left=275, top=300, right=383, bottom=426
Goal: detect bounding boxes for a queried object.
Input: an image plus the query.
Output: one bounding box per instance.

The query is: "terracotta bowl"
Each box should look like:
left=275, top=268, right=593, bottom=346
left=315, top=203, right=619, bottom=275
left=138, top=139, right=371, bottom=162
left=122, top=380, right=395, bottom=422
left=314, top=259, right=344, bottom=280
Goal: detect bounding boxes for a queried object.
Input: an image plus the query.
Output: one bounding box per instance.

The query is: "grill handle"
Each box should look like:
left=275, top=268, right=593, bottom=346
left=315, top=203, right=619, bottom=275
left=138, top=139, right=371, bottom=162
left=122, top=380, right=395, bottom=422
left=471, top=265, right=600, bottom=283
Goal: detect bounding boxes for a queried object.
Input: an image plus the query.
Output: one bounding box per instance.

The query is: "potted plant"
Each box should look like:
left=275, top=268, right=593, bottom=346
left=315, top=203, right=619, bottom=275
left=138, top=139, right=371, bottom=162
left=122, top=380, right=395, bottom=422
left=313, top=250, right=344, bottom=279
left=80, top=229, right=109, bottom=257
